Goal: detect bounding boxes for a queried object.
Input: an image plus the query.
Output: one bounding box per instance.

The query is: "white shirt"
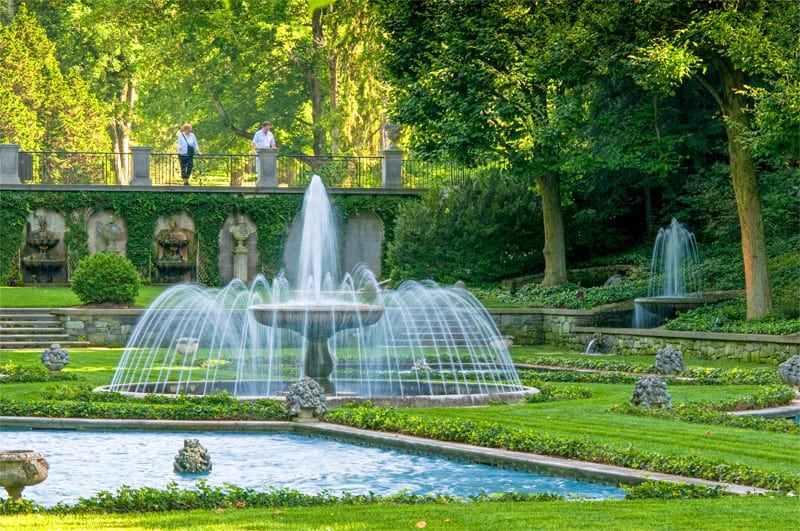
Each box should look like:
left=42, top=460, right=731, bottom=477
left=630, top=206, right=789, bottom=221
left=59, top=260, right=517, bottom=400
left=252, top=129, right=276, bottom=149
left=177, top=132, right=200, bottom=155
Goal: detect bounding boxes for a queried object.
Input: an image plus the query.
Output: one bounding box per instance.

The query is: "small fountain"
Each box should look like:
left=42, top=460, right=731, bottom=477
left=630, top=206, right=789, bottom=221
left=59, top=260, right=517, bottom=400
left=634, top=218, right=704, bottom=328
left=155, top=219, right=193, bottom=282
left=21, top=216, right=64, bottom=283
left=0, top=450, right=49, bottom=501
left=104, top=175, right=532, bottom=405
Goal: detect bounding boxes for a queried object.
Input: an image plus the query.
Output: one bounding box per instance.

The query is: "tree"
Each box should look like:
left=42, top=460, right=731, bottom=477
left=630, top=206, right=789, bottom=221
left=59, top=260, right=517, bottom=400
left=621, top=0, right=799, bottom=318
left=0, top=6, right=109, bottom=153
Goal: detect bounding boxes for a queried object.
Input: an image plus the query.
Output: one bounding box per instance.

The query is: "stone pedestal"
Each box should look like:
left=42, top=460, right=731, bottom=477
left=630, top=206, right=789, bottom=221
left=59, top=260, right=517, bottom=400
left=130, top=146, right=152, bottom=186
left=255, top=149, right=277, bottom=187
left=0, top=144, right=21, bottom=185
left=381, top=149, right=403, bottom=188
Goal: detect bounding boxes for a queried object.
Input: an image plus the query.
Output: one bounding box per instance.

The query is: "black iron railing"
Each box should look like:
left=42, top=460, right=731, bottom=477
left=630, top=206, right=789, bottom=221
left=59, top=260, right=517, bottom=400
left=14, top=150, right=498, bottom=189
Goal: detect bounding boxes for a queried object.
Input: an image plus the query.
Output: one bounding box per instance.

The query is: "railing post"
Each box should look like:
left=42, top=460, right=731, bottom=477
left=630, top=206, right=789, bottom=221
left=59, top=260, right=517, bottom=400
left=381, top=123, right=403, bottom=188
left=0, top=144, right=21, bottom=185
left=256, top=149, right=278, bottom=187
left=130, top=146, right=152, bottom=186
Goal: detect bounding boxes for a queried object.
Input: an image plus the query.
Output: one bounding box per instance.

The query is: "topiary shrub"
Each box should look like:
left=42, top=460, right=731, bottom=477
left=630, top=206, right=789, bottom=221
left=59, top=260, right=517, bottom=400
left=71, top=253, right=141, bottom=306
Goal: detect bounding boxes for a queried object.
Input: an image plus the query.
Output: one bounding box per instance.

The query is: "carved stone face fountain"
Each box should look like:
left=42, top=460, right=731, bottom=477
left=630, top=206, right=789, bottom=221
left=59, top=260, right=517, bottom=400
left=155, top=219, right=193, bottom=282
left=21, top=216, right=64, bottom=283
left=0, top=450, right=49, bottom=501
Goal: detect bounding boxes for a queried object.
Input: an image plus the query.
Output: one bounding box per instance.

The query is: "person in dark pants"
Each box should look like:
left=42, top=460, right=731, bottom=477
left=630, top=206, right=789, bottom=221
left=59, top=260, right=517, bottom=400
left=177, top=123, right=201, bottom=185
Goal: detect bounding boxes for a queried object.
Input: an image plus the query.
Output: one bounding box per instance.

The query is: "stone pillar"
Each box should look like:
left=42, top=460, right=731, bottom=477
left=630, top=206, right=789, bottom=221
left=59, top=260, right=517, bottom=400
left=0, top=144, right=21, bottom=185
left=229, top=215, right=254, bottom=283
left=381, top=148, right=403, bottom=188
left=381, top=123, right=403, bottom=188
left=255, top=149, right=278, bottom=187
left=130, top=146, right=152, bottom=186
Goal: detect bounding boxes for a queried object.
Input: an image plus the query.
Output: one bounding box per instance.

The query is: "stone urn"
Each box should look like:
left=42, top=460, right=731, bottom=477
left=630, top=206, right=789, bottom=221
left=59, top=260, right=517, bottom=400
left=176, top=337, right=199, bottom=358
left=41, top=343, right=70, bottom=373
left=0, top=450, right=49, bottom=501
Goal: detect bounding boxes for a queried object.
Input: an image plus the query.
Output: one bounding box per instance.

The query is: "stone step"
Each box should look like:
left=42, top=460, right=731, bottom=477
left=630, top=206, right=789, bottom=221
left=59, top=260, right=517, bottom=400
left=0, top=340, right=90, bottom=350
left=0, top=326, right=65, bottom=333
left=0, top=333, right=71, bottom=341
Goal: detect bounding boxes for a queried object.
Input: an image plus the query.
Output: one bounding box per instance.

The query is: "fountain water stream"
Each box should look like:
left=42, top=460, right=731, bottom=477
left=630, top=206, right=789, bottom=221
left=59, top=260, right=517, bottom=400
left=104, top=176, right=530, bottom=405
left=634, top=218, right=704, bottom=328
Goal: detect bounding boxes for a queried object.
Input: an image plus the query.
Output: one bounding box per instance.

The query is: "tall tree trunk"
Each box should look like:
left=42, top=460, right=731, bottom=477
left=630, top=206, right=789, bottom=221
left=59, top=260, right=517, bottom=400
left=721, top=69, right=772, bottom=318
left=309, top=8, right=326, bottom=157
left=699, top=58, right=773, bottom=318
left=537, top=171, right=568, bottom=287
left=110, top=80, right=135, bottom=185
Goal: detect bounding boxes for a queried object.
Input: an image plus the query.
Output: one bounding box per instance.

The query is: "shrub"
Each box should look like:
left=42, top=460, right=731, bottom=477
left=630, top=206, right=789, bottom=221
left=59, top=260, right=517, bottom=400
left=71, top=253, right=141, bottom=306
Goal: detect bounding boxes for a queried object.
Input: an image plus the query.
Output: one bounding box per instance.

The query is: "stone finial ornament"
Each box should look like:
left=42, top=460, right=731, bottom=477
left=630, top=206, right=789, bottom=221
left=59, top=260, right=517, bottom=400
left=778, top=354, right=800, bottom=391
left=173, top=439, right=212, bottom=474
left=285, top=377, right=327, bottom=420
left=655, top=344, right=684, bottom=375
left=630, top=375, right=671, bottom=409
left=41, top=343, right=70, bottom=373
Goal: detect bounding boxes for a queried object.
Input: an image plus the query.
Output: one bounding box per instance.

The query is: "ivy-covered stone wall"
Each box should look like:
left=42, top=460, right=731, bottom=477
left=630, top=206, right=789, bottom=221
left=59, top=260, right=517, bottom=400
left=0, top=188, right=414, bottom=286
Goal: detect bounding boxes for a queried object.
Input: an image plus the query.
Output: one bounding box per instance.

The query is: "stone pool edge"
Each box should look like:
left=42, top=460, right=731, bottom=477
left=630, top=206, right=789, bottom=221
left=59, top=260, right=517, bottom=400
left=0, top=416, right=769, bottom=496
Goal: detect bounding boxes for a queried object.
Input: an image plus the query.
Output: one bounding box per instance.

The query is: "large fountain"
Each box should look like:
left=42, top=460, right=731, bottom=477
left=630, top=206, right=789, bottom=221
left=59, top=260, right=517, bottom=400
left=103, top=176, right=530, bottom=405
left=633, top=218, right=704, bottom=328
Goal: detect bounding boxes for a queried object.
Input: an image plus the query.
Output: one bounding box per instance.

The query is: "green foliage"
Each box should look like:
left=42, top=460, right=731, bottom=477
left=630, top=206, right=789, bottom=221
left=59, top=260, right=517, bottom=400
left=611, top=386, right=799, bottom=435
left=622, top=481, right=728, bottom=500
left=665, top=299, right=800, bottom=335
left=0, top=386, right=287, bottom=421
left=327, top=403, right=799, bottom=492
left=0, top=6, right=109, bottom=152
left=71, top=253, right=141, bottom=305
left=523, top=383, right=592, bottom=403
left=387, top=172, right=543, bottom=283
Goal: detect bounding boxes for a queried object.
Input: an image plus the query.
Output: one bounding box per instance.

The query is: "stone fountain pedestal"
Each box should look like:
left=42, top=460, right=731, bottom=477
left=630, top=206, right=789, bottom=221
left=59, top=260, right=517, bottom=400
left=0, top=450, right=49, bottom=501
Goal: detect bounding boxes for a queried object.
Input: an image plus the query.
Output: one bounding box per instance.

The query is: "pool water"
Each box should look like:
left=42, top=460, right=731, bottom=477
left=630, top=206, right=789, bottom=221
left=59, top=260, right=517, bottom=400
left=0, top=429, right=625, bottom=506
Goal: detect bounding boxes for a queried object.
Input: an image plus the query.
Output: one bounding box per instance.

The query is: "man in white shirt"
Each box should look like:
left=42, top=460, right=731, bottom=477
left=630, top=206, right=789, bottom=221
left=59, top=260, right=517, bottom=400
left=252, top=121, right=276, bottom=150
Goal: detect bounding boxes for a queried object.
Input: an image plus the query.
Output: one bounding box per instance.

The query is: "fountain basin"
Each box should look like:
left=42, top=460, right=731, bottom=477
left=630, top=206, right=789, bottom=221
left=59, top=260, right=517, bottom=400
left=0, top=450, right=49, bottom=501
left=98, top=380, right=537, bottom=407
left=250, top=304, right=384, bottom=337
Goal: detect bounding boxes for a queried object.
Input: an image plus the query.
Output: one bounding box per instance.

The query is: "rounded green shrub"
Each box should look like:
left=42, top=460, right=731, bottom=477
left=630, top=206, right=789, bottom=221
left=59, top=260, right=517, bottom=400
left=71, top=252, right=141, bottom=306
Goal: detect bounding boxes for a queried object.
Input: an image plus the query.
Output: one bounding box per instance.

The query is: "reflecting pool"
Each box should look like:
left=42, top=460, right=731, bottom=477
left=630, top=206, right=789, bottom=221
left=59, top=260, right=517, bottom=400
left=1, top=429, right=625, bottom=506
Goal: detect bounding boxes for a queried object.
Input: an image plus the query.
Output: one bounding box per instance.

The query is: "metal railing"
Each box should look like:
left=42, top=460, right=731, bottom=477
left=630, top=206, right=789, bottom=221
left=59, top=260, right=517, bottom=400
left=12, top=150, right=498, bottom=189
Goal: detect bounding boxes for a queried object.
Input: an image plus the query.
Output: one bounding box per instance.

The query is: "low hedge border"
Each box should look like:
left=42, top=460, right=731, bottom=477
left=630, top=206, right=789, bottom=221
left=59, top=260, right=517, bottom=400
left=324, top=403, right=800, bottom=493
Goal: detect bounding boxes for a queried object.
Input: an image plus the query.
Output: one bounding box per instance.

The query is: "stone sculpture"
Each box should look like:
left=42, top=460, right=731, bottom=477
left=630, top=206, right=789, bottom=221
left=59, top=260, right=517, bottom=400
left=655, top=344, right=684, bottom=375
left=630, top=375, right=671, bottom=409
left=778, top=354, right=800, bottom=391
left=41, top=343, right=70, bottom=373
left=173, top=439, right=212, bottom=474
left=285, top=377, right=327, bottom=420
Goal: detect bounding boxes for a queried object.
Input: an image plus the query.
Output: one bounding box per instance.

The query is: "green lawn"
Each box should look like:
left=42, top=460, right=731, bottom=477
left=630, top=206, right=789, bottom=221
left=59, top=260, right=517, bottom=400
left=0, top=286, right=166, bottom=308
left=2, top=496, right=797, bottom=530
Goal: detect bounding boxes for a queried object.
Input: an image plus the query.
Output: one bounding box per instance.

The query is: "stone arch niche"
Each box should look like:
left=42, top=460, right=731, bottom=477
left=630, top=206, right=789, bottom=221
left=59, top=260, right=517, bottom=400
left=88, top=210, right=127, bottom=255
left=21, top=209, right=67, bottom=284
left=153, top=213, right=196, bottom=284
left=343, top=210, right=384, bottom=280
left=218, top=213, right=258, bottom=284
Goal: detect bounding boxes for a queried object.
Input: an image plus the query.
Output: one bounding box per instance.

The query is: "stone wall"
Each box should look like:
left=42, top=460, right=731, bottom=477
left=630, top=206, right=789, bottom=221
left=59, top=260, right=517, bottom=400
left=52, top=308, right=143, bottom=348
left=50, top=306, right=799, bottom=364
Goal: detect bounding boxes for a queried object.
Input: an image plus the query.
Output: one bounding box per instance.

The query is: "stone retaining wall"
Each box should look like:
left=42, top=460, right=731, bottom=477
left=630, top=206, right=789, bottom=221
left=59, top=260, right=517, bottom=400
left=50, top=306, right=799, bottom=363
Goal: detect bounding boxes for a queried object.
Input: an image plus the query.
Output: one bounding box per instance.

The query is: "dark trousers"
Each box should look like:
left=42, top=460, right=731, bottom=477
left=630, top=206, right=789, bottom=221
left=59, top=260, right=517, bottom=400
left=179, top=155, right=194, bottom=180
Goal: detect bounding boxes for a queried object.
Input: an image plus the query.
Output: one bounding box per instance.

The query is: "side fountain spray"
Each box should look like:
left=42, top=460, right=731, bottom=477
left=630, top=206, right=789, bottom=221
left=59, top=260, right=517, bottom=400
left=633, top=218, right=704, bottom=328
left=103, top=175, right=533, bottom=406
